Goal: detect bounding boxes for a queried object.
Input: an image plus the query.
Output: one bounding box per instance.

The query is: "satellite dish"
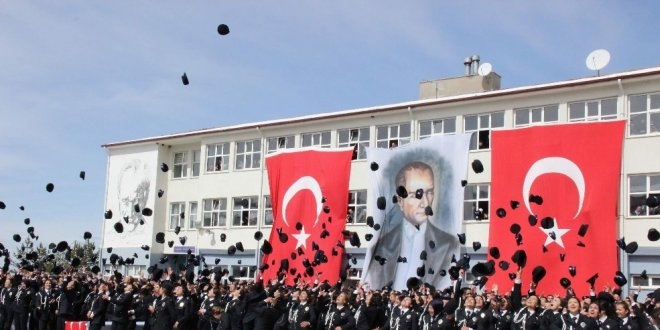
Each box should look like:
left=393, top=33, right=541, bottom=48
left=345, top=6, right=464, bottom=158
left=478, top=62, right=493, bottom=76
left=586, top=49, right=610, bottom=74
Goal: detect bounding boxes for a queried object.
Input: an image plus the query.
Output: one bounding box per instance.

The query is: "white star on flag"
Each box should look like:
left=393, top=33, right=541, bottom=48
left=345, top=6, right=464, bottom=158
left=538, top=218, right=570, bottom=248
left=292, top=226, right=311, bottom=249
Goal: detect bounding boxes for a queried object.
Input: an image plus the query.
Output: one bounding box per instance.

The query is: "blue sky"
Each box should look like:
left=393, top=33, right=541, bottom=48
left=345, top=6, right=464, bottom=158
left=1, top=1, right=659, bottom=253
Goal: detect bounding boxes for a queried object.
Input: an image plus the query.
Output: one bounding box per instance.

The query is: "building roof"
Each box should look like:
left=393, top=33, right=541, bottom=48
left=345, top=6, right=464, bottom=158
left=102, top=66, right=660, bottom=148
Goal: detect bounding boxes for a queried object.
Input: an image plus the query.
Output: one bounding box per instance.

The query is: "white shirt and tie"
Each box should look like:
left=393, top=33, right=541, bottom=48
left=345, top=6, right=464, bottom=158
left=393, top=221, right=427, bottom=289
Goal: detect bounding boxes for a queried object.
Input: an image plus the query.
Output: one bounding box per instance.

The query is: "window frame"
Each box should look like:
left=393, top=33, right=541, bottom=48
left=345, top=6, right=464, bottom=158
left=235, top=139, right=262, bottom=170
left=263, top=195, right=273, bottom=227
left=188, top=201, right=198, bottom=229
left=202, top=198, right=227, bottom=228
left=172, top=151, right=188, bottom=179
left=169, top=202, right=186, bottom=230
left=337, top=127, right=370, bottom=160
left=191, top=150, right=201, bottom=177
left=231, top=196, right=259, bottom=227
left=266, top=136, right=295, bottom=154
left=514, top=104, right=559, bottom=128
left=347, top=190, right=367, bottom=224
left=418, top=117, right=457, bottom=139
left=568, top=97, right=618, bottom=123
left=628, top=174, right=660, bottom=217
left=464, top=112, right=504, bottom=151
left=463, top=184, right=491, bottom=221
left=206, top=143, right=230, bottom=173
left=301, top=131, right=332, bottom=148
left=629, top=93, right=660, bottom=136
left=376, top=123, right=411, bottom=149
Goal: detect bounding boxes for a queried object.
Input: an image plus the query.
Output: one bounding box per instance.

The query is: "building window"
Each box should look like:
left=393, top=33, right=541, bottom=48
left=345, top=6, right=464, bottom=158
left=235, top=139, right=261, bottom=170
left=630, top=93, right=660, bottom=136
left=169, top=202, right=186, bottom=230
left=125, top=265, right=146, bottom=278
left=338, top=127, right=370, bottom=160
left=301, top=131, right=331, bottom=148
left=631, top=274, right=660, bottom=288
left=419, top=118, right=456, bottom=139
left=464, top=112, right=504, bottom=150
left=173, top=152, right=187, bottom=178
left=463, top=184, right=490, bottom=220
left=347, top=190, right=367, bottom=224
left=514, top=105, right=559, bottom=127
left=347, top=268, right=363, bottom=280
left=202, top=198, right=227, bottom=227
left=568, top=98, right=617, bottom=122
left=191, top=150, right=201, bottom=177
left=267, top=136, right=295, bottom=154
left=232, top=196, right=258, bottom=227
left=206, top=143, right=230, bottom=172
left=629, top=174, right=660, bottom=216
left=188, top=202, right=198, bottom=229
left=376, top=123, right=411, bottom=149
left=263, top=195, right=273, bottom=226
left=231, top=266, right=254, bottom=278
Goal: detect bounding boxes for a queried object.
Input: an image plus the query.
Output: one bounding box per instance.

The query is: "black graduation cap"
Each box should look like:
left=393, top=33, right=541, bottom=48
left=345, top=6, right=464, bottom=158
left=236, top=242, right=244, bottom=252
left=106, top=247, right=113, bottom=254
left=641, top=270, right=648, bottom=280
left=141, top=245, right=150, bottom=251
left=540, top=217, right=554, bottom=229
left=159, top=256, right=169, bottom=264
left=254, top=231, right=263, bottom=240
left=26, top=226, right=34, bottom=234
left=365, top=233, right=373, bottom=241
left=649, top=228, right=660, bottom=242
left=104, top=210, right=113, bottom=219
left=415, top=188, right=424, bottom=200
left=406, top=277, right=421, bottom=290
left=114, top=222, right=124, bottom=234
left=376, top=196, right=386, bottom=210
left=370, top=162, right=379, bottom=171
left=647, top=195, right=660, bottom=208
left=457, top=233, right=466, bottom=245
left=83, top=232, right=92, bottom=240
left=174, top=226, right=181, bottom=235
left=625, top=242, right=638, bottom=254
left=180, top=72, right=190, bottom=85
left=0, top=201, right=5, bottom=209
left=261, top=240, right=272, bottom=255
left=160, top=163, right=169, bottom=172
left=560, top=277, right=571, bottom=289
left=428, top=240, right=436, bottom=249
left=71, top=258, right=81, bottom=268
left=277, top=228, right=288, bottom=243
left=349, top=232, right=361, bottom=248
left=134, top=204, right=141, bottom=213
left=568, top=265, right=577, bottom=277
left=142, top=208, right=153, bottom=216
left=510, top=223, right=521, bottom=235
left=417, top=264, right=426, bottom=277
left=511, top=250, right=527, bottom=268
left=489, top=247, right=500, bottom=259
left=471, top=261, right=495, bottom=277
left=397, top=256, right=407, bottom=263
left=24, top=218, right=30, bottom=225
left=577, top=241, right=586, bottom=247
left=168, top=241, right=174, bottom=248
left=559, top=253, right=565, bottom=262
left=614, top=271, right=627, bottom=287
left=530, top=265, right=545, bottom=283
left=461, top=180, right=468, bottom=187
left=471, top=160, right=484, bottom=173
left=529, top=194, right=543, bottom=205
left=158, top=189, right=165, bottom=198
left=220, top=233, right=227, bottom=242
left=586, top=273, right=599, bottom=287
left=472, top=241, right=481, bottom=251
left=366, top=216, right=374, bottom=227
left=19, top=206, right=24, bottom=211
left=424, top=206, right=433, bottom=216
left=156, top=232, right=165, bottom=244
left=225, top=245, right=236, bottom=255
left=510, top=200, right=520, bottom=209
left=13, top=234, right=21, bottom=242
left=396, top=186, right=408, bottom=198
left=46, top=183, right=54, bottom=193
left=373, top=223, right=381, bottom=231
left=79, top=171, right=86, bottom=180
left=217, top=24, right=230, bottom=35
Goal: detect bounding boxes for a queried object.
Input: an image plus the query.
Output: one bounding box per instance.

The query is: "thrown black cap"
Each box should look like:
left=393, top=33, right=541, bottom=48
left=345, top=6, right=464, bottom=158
left=461, top=180, right=468, bottom=187
left=560, top=253, right=565, bottom=262
left=217, top=24, right=230, bottom=35
left=71, top=258, right=81, bottom=268
left=647, top=195, right=660, bottom=208
left=511, top=250, right=527, bottom=268
left=46, top=183, right=54, bottom=193
left=578, top=224, right=589, bottom=237
left=496, top=208, right=506, bottom=218
left=161, top=163, right=169, bottom=172
left=24, top=218, right=30, bottom=225
left=104, top=210, right=113, bottom=220
left=532, top=266, right=546, bottom=283
left=236, top=242, right=244, bottom=252
left=586, top=273, right=599, bottom=287
left=181, top=72, right=190, bottom=85
left=649, top=228, right=660, bottom=241
left=0, top=201, right=5, bottom=209
left=349, top=232, right=361, bottom=248
left=254, top=231, right=263, bottom=241
left=614, top=271, right=627, bottom=287
left=625, top=241, right=638, bottom=254
left=376, top=196, right=386, bottom=210
left=83, top=232, right=92, bottom=240
left=568, top=265, right=577, bottom=277
left=529, top=194, right=543, bottom=205
left=179, top=236, right=187, bottom=245
left=174, top=226, right=181, bottom=235
left=641, top=270, right=648, bottom=280
left=489, top=247, right=500, bottom=259
left=13, top=234, right=21, bottom=242
left=156, top=232, right=165, bottom=244
left=510, top=224, right=521, bottom=235
left=57, top=241, right=68, bottom=252
left=227, top=245, right=237, bottom=256
left=471, top=261, right=495, bottom=277
left=510, top=200, right=520, bottom=209
left=220, top=233, right=227, bottom=242
left=560, top=277, right=571, bottom=289
left=472, top=241, right=481, bottom=251
left=365, top=233, right=373, bottom=241
left=142, top=208, right=153, bottom=216
left=528, top=215, right=537, bottom=226
left=540, top=217, right=554, bottom=229
left=141, top=245, right=150, bottom=251
left=79, top=171, right=86, bottom=180
left=168, top=241, right=174, bottom=248
left=261, top=240, right=272, bottom=255
left=114, top=222, right=124, bottom=234
left=471, top=160, right=484, bottom=174
left=457, top=233, right=466, bottom=245
left=616, top=237, right=626, bottom=250
left=396, top=186, right=408, bottom=199
left=406, top=277, right=421, bottom=290
left=499, top=260, right=510, bottom=270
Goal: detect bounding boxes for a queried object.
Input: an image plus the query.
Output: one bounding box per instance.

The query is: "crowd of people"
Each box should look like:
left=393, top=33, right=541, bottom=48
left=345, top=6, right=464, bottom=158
left=0, top=265, right=659, bottom=330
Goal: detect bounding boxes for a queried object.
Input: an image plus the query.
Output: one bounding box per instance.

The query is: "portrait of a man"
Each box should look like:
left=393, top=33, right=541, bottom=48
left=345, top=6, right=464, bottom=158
left=362, top=134, right=471, bottom=292
left=117, top=159, right=151, bottom=232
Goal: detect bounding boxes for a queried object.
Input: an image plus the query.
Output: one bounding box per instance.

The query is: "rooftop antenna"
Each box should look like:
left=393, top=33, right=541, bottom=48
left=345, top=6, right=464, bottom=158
left=586, top=49, right=610, bottom=76
left=477, top=62, right=493, bottom=76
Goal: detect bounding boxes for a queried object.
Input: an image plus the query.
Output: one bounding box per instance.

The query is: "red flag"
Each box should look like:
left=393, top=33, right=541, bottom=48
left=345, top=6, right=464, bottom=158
left=261, top=148, right=354, bottom=286
left=489, top=121, right=625, bottom=297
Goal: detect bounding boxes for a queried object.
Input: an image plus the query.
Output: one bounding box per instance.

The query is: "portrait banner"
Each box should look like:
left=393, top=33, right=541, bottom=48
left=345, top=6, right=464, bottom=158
left=261, top=147, right=354, bottom=286
left=489, top=121, right=625, bottom=296
left=361, top=134, right=471, bottom=291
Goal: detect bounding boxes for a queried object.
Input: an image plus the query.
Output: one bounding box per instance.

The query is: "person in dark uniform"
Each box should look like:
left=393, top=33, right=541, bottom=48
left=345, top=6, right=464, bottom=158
left=456, top=295, right=479, bottom=330
left=149, top=283, right=176, bottom=330
left=35, top=279, right=57, bottom=330
left=291, top=290, right=316, bottom=330
left=173, top=284, right=194, bottom=330
left=12, top=280, right=31, bottom=330
left=540, top=296, right=564, bottom=330
left=616, top=301, right=645, bottom=330
left=324, top=292, right=355, bottom=330
left=225, top=286, right=244, bottom=330
left=243, top=282, right=268, bottom=330
left=393, top=296, right=418, bottom=330
left=55, top=280, right=77, bottom=330
left=87, top=283, right=109, bottom=330
left=197, top=287, right=221, bottom=330
left=560, top=296, right=598, bottom=330
left=107, top=283, right=134, bottom=330
left=0, top=279, right=13, bottom=330
left=355, top=289, right=385, bottom=330
left=199, top=305, right=229, bottom=330
left=511, top=270, right=542, bottom=330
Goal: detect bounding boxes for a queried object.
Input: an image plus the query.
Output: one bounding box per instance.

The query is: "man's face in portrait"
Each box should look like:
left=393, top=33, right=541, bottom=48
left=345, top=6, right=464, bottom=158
left=397, top=167, right=434, bottom=226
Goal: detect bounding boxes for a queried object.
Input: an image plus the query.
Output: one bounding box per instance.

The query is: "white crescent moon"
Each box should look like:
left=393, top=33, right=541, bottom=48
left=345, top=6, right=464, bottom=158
left=281, top=176, right=323, bottom=228
left=522, top=157, right=585, bottom=219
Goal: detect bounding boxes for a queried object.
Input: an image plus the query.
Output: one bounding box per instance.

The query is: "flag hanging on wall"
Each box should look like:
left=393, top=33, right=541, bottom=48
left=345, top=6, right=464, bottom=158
left=489, top=121, right=625, bottom=296
left=261, top=148, right=354, bottom=286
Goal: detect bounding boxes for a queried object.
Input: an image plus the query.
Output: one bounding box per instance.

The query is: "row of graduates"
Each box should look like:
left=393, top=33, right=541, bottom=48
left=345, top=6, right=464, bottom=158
left=2, top=266, right=660, bottom=330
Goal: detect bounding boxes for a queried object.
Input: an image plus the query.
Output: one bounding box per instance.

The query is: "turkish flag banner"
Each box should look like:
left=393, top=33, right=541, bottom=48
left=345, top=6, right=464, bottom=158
left=489, top=121, right=625, bottom=297
left=262, top=148, right=354, bottom=286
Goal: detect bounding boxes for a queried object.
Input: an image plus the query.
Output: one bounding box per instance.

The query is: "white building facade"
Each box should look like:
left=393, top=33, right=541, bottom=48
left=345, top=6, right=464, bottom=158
left=102, top=66, right=660, bottom=293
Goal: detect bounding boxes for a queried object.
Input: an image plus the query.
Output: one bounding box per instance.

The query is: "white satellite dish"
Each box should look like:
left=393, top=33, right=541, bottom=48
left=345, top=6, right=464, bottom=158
left=478, top=62, right=493, bottom=76
left=586, top=49, right=610, bottom=75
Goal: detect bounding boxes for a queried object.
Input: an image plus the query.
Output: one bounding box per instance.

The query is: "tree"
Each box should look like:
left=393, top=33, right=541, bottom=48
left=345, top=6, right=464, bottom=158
left=11, top=238, right=99, bottom=274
